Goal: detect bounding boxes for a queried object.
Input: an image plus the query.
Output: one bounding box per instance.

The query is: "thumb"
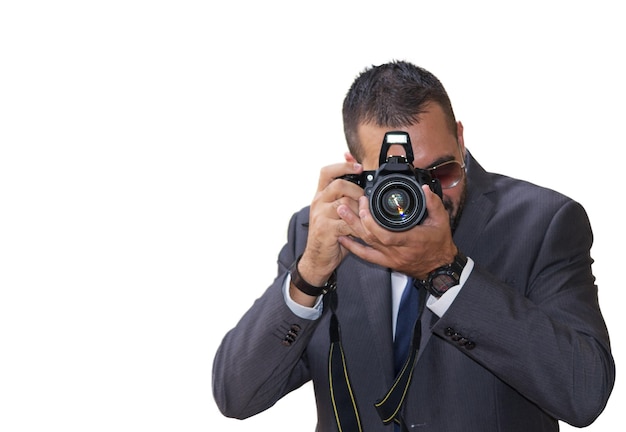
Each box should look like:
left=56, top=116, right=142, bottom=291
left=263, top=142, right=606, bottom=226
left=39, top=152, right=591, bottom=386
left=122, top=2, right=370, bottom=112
left=422, top=184, right=449, bottom=226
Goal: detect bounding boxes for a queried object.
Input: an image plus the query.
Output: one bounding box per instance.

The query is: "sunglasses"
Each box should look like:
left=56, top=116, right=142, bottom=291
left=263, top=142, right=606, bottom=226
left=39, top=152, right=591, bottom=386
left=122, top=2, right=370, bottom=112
left=424, top=159, right=465, bottom=189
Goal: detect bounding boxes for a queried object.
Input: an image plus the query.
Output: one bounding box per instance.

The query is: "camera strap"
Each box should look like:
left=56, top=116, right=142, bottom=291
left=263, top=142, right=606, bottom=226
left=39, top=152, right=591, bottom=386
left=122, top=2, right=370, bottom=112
left=326, top=285, right=426, bottom=432
left=327, top=289, right=363, bottom=432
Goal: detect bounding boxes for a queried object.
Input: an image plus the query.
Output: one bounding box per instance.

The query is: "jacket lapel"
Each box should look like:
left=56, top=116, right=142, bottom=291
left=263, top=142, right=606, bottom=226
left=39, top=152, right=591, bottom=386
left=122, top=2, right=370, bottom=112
left=453, top=153, right=496, bottom=258
left=347, top=256, right=396, bottom=380
left=416, top=152, right=495, bottom=359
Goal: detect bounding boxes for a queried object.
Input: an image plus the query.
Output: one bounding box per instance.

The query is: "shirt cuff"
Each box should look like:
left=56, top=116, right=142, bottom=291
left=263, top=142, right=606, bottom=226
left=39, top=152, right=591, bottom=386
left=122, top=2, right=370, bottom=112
left=426, top=256, right=474, bottom=317
left=282, top=273, right=324, bottom=320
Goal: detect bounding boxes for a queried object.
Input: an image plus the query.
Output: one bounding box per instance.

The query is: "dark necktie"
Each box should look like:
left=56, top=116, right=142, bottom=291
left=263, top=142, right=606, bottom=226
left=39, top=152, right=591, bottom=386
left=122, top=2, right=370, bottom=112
left=328, top=277, right=425, bottom=432
left=394, top=277, right=419, bottom=374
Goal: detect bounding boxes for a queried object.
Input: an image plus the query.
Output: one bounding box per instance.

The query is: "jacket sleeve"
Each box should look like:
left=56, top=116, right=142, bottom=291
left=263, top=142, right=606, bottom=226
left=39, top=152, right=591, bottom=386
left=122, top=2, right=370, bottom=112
left=433, top=199, right=615, bottom=427
left=212, top=209, right=317, bottom=419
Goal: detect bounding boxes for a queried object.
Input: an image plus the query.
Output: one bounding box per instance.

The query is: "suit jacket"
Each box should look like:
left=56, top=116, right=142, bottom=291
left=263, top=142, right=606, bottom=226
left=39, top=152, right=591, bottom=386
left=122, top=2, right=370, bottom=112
left=213, top=153, right=615, bottom=431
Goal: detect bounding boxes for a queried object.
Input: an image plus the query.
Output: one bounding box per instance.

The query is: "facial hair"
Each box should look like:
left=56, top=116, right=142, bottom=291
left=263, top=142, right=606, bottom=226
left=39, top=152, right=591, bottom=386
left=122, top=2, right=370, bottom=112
left=443, top=184, right=467, bottom=233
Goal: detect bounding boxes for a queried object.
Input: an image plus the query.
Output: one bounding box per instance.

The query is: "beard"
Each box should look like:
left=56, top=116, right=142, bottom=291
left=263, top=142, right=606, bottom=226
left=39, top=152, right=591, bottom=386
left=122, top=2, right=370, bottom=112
left=443, top=184, right=467, bottom=233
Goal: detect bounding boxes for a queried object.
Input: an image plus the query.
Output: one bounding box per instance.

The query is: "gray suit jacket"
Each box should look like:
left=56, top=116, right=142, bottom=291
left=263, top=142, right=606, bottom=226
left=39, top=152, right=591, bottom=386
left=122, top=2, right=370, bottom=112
left=213, top=153, right=615, bottom=431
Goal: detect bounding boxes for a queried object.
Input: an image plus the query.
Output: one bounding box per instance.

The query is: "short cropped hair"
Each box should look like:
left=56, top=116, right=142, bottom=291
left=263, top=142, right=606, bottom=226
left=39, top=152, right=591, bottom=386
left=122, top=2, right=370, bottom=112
left=342, top=60, right=457, bottom=162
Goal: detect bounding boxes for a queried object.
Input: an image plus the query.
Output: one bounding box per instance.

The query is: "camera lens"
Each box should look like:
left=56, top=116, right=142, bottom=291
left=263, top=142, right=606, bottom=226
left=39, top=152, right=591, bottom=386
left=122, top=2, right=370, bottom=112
left=370, top=177, right=427, bottom=231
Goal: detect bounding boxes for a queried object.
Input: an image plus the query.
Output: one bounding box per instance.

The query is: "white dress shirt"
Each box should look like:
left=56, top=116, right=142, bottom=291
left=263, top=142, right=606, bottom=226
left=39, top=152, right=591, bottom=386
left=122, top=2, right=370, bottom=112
left=283, top=257, right=475, bottom=330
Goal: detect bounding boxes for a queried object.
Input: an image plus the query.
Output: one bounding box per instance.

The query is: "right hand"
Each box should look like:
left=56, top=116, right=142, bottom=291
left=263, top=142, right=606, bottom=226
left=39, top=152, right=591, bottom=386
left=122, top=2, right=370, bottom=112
left=293, top=153, right=364, bottom=297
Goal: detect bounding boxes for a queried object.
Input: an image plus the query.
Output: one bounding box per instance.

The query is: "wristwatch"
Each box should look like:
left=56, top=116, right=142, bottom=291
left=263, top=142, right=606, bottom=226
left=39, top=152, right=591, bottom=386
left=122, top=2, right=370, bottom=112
left=422, top=252, right=468, bottom=298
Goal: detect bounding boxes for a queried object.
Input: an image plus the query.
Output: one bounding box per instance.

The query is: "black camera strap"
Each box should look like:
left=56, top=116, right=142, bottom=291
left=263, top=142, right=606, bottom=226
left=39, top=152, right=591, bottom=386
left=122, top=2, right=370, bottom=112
left=327, top=289, right=363, bottom=432
left=327, top=285, right=426, bottom=431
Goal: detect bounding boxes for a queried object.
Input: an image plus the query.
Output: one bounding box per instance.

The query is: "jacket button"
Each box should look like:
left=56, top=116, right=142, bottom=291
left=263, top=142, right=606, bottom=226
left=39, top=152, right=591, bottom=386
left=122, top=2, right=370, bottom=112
left=444, top=327, right=455, bottom=337
left=281, top=323, right=301, bottom=346
left=465, top=341, right=476, bottom=350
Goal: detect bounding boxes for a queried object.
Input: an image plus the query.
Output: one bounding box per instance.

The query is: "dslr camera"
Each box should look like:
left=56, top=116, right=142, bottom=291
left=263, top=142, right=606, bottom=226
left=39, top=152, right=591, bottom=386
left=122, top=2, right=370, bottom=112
left=340, top=131, right=442, bottom=232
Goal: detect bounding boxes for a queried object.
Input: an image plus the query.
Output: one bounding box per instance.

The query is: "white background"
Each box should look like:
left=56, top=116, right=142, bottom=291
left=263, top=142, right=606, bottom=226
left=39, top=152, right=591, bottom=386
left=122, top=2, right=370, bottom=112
left=1, top=1, right=623, bottom=431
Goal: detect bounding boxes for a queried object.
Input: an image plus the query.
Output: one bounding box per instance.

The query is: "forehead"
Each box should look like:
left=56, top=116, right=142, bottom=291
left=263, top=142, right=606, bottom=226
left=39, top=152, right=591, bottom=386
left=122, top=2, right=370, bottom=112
left=356, top=104, right=457, bottom=169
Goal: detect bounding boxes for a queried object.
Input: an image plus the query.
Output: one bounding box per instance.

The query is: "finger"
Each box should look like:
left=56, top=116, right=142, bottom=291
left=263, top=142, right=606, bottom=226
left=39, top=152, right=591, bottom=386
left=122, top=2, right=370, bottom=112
left=339, top=195, right=389, bottom=247
left=336, top=202, right=361, bottom=227
left=422, top=185, right=448, bottom=226
left=314, top=180, right=365, bottom=209
left=344, top=152, right=358, bottom=163
left=355, top=195, right=398, bottom=245
left=337, top=195, right=374, bottom=239
left=357, top=195, right=372, bottom=224
left=317, top=161, right=363, bottom=192
left=338, top=234, right=385, bottom=263
left=424, top=184, right=444, bottom=209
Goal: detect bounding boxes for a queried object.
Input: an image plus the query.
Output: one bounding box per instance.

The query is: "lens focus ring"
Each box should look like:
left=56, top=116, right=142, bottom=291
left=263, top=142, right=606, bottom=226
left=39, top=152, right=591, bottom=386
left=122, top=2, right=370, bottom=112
left=369, top=176, right=427, bottom=231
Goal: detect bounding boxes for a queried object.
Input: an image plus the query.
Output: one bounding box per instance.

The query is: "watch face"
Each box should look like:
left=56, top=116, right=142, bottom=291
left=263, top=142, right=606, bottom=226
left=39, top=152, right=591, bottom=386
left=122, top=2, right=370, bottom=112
left=427, top=253, right=466, bottom=297
left=432, top=274, right=457, bottom=293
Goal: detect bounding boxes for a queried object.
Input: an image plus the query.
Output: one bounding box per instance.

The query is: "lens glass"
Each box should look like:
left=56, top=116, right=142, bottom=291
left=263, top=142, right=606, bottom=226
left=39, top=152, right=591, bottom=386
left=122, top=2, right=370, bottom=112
left=381, top=189, right=411, bottom=220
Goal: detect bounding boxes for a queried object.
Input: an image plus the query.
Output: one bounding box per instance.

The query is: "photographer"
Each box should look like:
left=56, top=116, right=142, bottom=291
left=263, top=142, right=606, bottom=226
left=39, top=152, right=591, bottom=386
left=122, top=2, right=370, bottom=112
left=212, top=60, right=615, bottom=431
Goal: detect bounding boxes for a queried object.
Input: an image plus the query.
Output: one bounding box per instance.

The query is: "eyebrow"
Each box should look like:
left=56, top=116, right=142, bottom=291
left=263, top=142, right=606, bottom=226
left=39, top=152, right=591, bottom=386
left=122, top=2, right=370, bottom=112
left=423, top=154, right=456, bottom=170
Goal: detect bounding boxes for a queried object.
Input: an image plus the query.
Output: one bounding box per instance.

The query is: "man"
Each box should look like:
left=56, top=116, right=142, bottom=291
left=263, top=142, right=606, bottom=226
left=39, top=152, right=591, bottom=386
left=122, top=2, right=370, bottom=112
left=212, top=60, right=615, bottom=431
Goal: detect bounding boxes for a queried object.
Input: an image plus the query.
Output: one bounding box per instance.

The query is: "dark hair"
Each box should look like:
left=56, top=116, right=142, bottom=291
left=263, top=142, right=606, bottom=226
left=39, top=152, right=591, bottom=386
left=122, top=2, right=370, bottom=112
left=342, top=60, right=457, bottom=161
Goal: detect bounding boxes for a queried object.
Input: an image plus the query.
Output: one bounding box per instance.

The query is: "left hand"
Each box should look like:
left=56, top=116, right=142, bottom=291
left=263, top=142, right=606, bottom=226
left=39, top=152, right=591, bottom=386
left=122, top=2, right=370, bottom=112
left=336, top=184, right=458, bottom=280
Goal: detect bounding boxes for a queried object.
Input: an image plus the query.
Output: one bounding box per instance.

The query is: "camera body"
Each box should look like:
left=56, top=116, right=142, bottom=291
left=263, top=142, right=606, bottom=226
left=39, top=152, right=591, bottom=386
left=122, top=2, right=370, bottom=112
left=341, top=131, right=442, bottom=232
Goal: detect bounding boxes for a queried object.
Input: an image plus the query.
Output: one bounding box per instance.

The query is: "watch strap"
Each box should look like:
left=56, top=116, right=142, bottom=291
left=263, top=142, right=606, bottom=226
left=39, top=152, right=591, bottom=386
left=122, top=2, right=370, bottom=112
left=289, top=255, right=337, bottom=297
